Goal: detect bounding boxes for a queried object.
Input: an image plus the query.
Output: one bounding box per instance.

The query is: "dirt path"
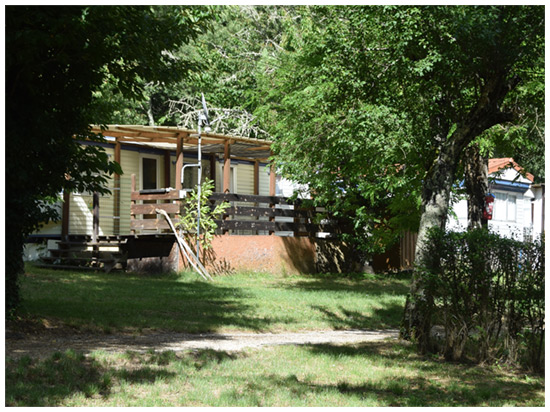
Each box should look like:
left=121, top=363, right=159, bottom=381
left=6, top=329, right=400, bottom=359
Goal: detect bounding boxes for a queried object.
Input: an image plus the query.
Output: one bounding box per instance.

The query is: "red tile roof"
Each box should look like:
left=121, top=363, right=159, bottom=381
left=488, top=158, right=534, bottom=182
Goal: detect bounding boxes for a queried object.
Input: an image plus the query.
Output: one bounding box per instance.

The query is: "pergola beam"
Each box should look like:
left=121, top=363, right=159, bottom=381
left=87, top=124, right=273, bottom=163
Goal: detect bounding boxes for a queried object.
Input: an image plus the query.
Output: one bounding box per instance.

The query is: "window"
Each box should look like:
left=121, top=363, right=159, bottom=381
left=182, top=161, right=210, bottom=190
left=494, top=192, right=517, bottom=222
left=182, top=164, right=195, bottom=190
left=140, top=156, right=160, bottom=224
left=142, top=157, right=158, bottom=190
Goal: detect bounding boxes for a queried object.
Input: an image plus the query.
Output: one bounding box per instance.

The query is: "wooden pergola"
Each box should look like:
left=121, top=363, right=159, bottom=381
left=60, top=125, right=277, bottom=240
left=89, top=124, right=276, bottom=195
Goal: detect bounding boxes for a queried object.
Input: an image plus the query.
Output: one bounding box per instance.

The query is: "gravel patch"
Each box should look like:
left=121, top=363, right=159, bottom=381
left=6, top=329, right=399, bottom=359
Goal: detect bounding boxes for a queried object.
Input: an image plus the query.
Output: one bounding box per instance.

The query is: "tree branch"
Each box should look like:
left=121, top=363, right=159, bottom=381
left=168, top=96, right=272, bottom=139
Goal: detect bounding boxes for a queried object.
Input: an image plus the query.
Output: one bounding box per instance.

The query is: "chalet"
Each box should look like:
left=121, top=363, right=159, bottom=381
left=447, top=158, right=545, bottom=242
left=26, top=125, right=348, bottom=274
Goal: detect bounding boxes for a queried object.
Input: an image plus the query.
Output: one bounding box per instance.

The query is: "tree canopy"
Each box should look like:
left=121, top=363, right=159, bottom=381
left=91, top=6, right=296, bottom=129
left=5, top=5, right=213, bottom=311
left=255, top=5, right=544, bottom=251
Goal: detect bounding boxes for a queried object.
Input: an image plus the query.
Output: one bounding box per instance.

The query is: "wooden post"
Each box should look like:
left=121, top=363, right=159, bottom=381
left=253, top=160, right=260, bottom=235
left=92, top=192, right=99, bottom=245
left=269, top=162, right=276, bottom=196
left=268, top=159, right=276, bottom=235
left=61, top=189, right=70, bottom=241
left=269, top=196, right=276, bottom=236
left=293, top=204, right=300, bottom=238
left=175, top=135, right=184, bottom=191
left=114, top=139, right=121, bottom=235
left=223, top=140, right=231, bottom=193
left=131, top=174, right=136, bottom=234
left=210, top=154, right=216, bottom=188
left=253, top=160, right=259, bottom=195
left=164, top=150, right=171, bottom=188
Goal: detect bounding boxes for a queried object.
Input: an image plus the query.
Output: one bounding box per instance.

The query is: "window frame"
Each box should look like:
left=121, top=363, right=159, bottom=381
left=139, top=154, right=161, bottom=191
left=493, top=191, right=517, bottom=222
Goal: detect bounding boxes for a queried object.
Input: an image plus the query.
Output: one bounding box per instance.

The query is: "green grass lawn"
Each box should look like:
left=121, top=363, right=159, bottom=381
left=6, top=264, right=545, bottom=407
left=6, top=344, right=544, bottom=407
left=16, top=264, right=409, bottom=333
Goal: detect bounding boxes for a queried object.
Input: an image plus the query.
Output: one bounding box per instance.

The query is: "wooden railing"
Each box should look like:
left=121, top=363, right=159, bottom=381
left=129, top=175, right=344, bottom=237
left=130, top=190, right=181, bottom=232
left=130, top=174, right=181, bottom=233
left=210, top=193, right=343, bottom=237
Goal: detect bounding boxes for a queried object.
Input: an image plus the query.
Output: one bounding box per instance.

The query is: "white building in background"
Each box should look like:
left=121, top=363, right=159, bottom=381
left=447, top=158, right=545, bottom=242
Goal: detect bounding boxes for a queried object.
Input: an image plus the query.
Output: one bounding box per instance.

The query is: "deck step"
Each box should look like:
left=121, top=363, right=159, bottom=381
left=57, top=241, right=127, bottom=247
left=35, top=263, right=110, bottom=272
left=42, top=237, right=128, bottom=273
left=48, top=248, right=123, bottom=255
left=37, top=259, right=124, bottom=273
left=41, top=256, right=122, bottom=263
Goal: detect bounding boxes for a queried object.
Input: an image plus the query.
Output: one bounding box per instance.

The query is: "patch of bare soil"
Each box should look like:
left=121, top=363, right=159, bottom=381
left=6, top=318, right=399, bottom=359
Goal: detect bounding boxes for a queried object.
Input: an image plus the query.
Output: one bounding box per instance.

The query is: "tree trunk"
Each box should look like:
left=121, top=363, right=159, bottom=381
left=401, top=140, right=461, bottom=351
left=463, top=144, right=491, bottom=359
left=464, top=144, right=488, bottom=229
left=6, top=220, right=24, bottom=314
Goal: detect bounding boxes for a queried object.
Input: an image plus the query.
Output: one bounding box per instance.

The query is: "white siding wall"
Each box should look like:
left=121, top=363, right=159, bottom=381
left=236, top=163, right=253, bottom=194
left=213, top=160, right=271, bottom=195
left=447, top=197, right=468, bottom=232
left=531, top=186, right=545, bottom=238
left=68, top=147, right=117, bottom=236
left=446, top=167, right=535, bottom=242
left=259, top=165, right=271, bottom=196
left=31, top=145, right=278, bottom=239
left=490, top=191, right=526, bottom=240
left=119, top=148, right=139, bottom=235
left=447, top=194, right=531, bottom=241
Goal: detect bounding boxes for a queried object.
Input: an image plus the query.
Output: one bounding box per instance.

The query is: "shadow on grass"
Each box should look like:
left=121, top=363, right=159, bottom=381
left=5, top=348, right=241, bottom=407
left=119, top=348, right=243, bottom=373
left=311, top=302, right=405, bottom=330
left=5, top=350, right=174, bottom=406
left=216, top=365, right=542, bottom=407
left=278, top=271, right=411, bottom=297
left=19, top=267, right=285, bottom=334
left=297, top=342, right=544, bottom=406
left=259, top=374, right=540, bottom=407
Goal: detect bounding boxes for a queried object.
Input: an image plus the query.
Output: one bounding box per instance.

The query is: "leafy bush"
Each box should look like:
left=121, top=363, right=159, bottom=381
left=177, top=178, right=229, bottom=252
left=417, top=228, right=544, bottom=372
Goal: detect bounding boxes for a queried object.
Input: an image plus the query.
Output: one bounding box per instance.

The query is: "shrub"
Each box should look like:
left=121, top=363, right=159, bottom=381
left=177, top=178, right=229, bottom=253
left=417, top=228, right=544, bottom=372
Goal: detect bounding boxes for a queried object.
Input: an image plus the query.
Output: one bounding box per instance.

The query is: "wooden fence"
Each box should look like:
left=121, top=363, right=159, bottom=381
left=129, top=185, right=344, bottom=238
left=209, top=193, right=343, bottom=237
